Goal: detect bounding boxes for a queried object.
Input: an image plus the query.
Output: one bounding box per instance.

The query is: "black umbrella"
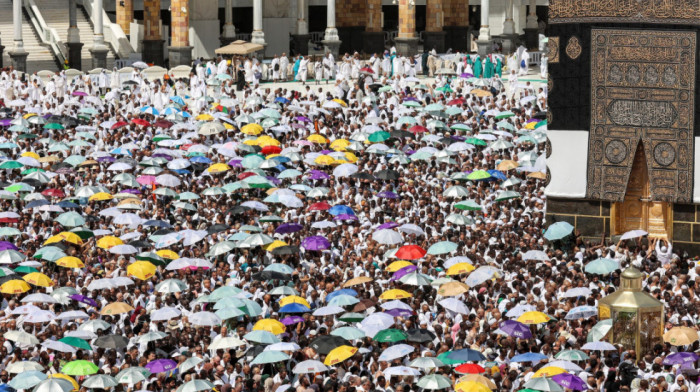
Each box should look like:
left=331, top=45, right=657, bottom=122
left=62, top=117, right=79, bottom=128
left=207, top=224, right=229, bottom=235
left=21, top=179, right=42, bottom=188
left=271, top=245, right=299, bottom=256
left=227, top=206, right=251, bottom=215
left=406, top=328, right=436, bottom=343
left=47, top=115, right=63, bottom=123
left=244, top=345, right=265, bottom=362
left=252, top=271, right=291, bottom=281
left=152, top=229, right=174, bottom=236
left=533, top=111, right=547, bottom=120
left=350, top=172, right=375, bottom=181
left=128, top=240, right=150, bottom=249
left=310, top=335, right=350, bottom=355
left=390, top=130, right=414, bottom=139
left=0, top=275, right=21, bottom=286
left=375, top=170, right=399, bottom=181
left=122, top=80, right=138, bottom=86
left=94, top=334, right=129, bottom=349
left=85, top=215, right=100, bottom=223
left=115, top=157, right=137, bottom=166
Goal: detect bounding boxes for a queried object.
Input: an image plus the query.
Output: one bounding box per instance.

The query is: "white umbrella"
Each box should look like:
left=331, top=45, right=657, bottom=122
left=383, top=366, right=422, bottom=377
left=4, top=330, right=39, bottom=345
left=189, top=311, right=222, bottom=327
left=6, top=361, right=43, bottom=373
left=87, top=278, right=116, bottom=291
left=465, top=266, right=500, bottom=287
left=378, top=344, right=415, bottom=362
left=332, top=163, right=358, bottom=178
left=506, top=304, right=536, bottom=318
left=582, top=341, right=616, bottom=351
left=372, top=229, right=403, bottom=245
left=562, top=287, right=592, bottom=298
left=32, top=378, right=74, bottom=392
left=115, top=367, right=150, bottom=385
left=83, top=375, right=118, bottom=389
left=151, top=306, right=182, bottom=321
left=438, top=298, right=470, bottom=314
left=547, top=360, right=584, bottom=372
left=109, top=244, right=138, bottom=254
left=79, top=319, right=111, bottom=333
left=40, top=340, right=77, bottom=353
left=10, top=304, right=40, bottom=315
left=409, top=357, right=445, bottom=369
left=208, top=336, right=246, bottom=350
left=181, top=230, right=208, bottom=247
left=293, top=360, right=328, bottom=374
left=178, top=379, right=215, bottom=392
left=264, top=342, right=301, bottom=352
left=620, top=229, right=647, bottom=240
left=522, top=250, right=549, bottom=261
left=398, top=223, right=425, bottom=236
left=156, top=174, right=181, bottom=187
left=312, top=306, right=345, bottom=316
left=113, top=213, right=143, bottom=226
left=179, top=357, right=203, bottom=373
left=24, top=310, right=57, bottom=323
left=137, top=331, right=168, bottom=344
left=21, top=293, right=58, bottom=303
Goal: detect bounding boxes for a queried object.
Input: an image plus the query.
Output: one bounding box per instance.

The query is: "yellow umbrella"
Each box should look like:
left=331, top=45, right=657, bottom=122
left=386, top=260, right=414, bottom=272
left=195, top=113, right=214, bottom=121
left=264, top=240, right=287, bottom=252
left=44, top=232, right=83, bottom=246
left=88, top=192, right=113, bottom=202
left=496, top=160, right=519, bottom=171
left=253, top=319, right=286, bottom=335
left=156, top=249, right=179, bottom=260
left=207, top=163, right=231, bottom=173
left=330, top=139, right=350, bottom=151
left=38, top=156, right=59, bottom=163
left=324, top=345, right=357, bottom=365
left=455, top=381, right=493, bottom=392
left=446, top=262, right=475, bottom=275
left=279, top=295, right=310, bottom=308
left=379, top=289, right=412, bottom=300
left=517, top=311, right=552, bottom=324
left=314, top=155, right=336, bottom=166
left=48, top=374, right=79, bottom=391
left=457, top=375, right=497, bottom=390
left=127, top=261, right=157, bottom=280
left=100, top=302, right=135, bottom=316
left=307, top=134, right=328, bottom=144
left=528, top=172, right=547, bottom=180
left=664, top=326, right=699, bottom=346
left=343, top=276, right=373, bottom=287
left=332, top=99, right=348, bottom=107
left=23, top=272, right=53, bottom=287
left=266, top=154, right=281, bottom=160
left=21, top=151, right=40, bottom=159
left=437, top=281, right=470, bottom=296
left=525, top=121, right=537, bottom=130
left=0, top=280, right=31, bottom=294
left=256, top=136, right=281, bottom=147
left=223, top=122, right=235, bottom=130
left=343, top=152, right=359, bottom=163
left=55, top=256, right=85, bottom=268
left=241, top=123, right=263, bottom=135
left=470, top=89, right=493, bottom=97
left=533, top=366, right=567, bottom=378
left=96, top=236, right=124, bottom=249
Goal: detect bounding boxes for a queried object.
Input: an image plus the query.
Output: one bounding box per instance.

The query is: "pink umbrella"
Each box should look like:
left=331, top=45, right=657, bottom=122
left=293, top=140, right=314, bottom=146
left=136, top=175, right=156, bottom=186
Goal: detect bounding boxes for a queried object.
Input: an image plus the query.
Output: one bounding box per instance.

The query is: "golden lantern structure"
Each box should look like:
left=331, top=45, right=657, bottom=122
left=598, top=267, right=664, bottom=360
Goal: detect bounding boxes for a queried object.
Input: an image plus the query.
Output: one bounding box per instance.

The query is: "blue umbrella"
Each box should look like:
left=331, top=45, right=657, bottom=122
left=328, top=205, right=354, bottom=216
left=275, top=97, right=290, bottom=104
left=326, top=289, right=358, bottom=302
left=544, top=221, right=574, bottom=241
left=190, top=156, right=212, bottom=164
left=487, top=169, right=508, bottom=181
left=144, top=220, right=173, bottom=228
left=57, top=200, right=81, bottom=209
left=446, top=348, right=485, bottom=362
left=279, top=303, right=311, bottom=313
left=510, top=352, right=547, bottom=363
left=170, top=96, right=185, bottom=106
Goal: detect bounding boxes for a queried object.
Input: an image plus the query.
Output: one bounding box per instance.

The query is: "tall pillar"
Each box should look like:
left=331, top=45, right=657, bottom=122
left=424, top=0, right=446, bottom=53
left=67, top=0, right=83, bottom=70
left=168, top=0, right=193, bottom=67
left=322, top=0, right=341, bottom=56
left=476, top=0, right=492, bottom=56
left=395, top=0, right=418, bottom=56
left=443, top=0, right=469, bottom=52
left=502, top=0, right=517, bottom=53
left=220, top=0, right=235, bottom=46
left=116, top=0, right=133, bottom=35
left=292, top=0, right=310, bottom=55
left=9, top=0, right=28, bottom=72
left=251, top=0, right=266, bottom=47
left=142, top=0, right=164, bottom=66
left=363, top=0, right=383, bottom=54
left=524, top=0, right=539, bottom=49
left=89, top=0, right=109, bottom=69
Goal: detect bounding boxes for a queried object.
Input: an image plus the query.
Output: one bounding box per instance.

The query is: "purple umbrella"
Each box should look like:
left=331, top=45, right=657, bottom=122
left=152, top=153, right=173, bottom=160
left=377, top=222, right=399, bottom=230
left=307, top=170, right=330, bottom=180
left=499, top=320, right=532, bottom=339
left=664, top=352, right=698, bottom=365
left=275, top=223, right=303, bottom=234
left=72, top=91, right=87, bottom=96
left=97, top=156, right=116, bottom=163
left=460, top=73, right=474, bottom=78
left=228, top=159, right=243, bottom=168
left=403, top=97, right=418, bottom=102
left=391, top=265, right=417, bottom=281
left=295, top=116, right=310, bottom=123
left=302, top=236, right=330, bottom=251
left=0, top=242, right=18, bottom=251
left=319, top=150, right=332, bottom=154
left=281, top=316, right=304, bottom=326
left=121, top=189, right=141, bottom=194
left=552, top=373, right=587, bottom=391
left=385, top=308, right=413, bottom=317
left=265, top=176, right=282, bottom=185
left=0, top=119, right=11, bottom=127
left=146, top=359, right=178, bottom=373
left=377, top=191, right=398, bottom=199
left=333, top=214, right=358, bottom=221
left=291, top=123, right=307, bottom=129
left=70, top=294, right=99, bottom=308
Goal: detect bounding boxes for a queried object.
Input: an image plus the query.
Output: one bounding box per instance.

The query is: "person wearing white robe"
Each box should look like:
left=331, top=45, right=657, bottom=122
left=110, top=68, right=120, bottom=90
left=351, top=55, right=361, bottom=80
left=271, top=55, right=281, bottom=81
left=382, top=54, right=391, bottom=77
left=341, top=60, right=351, bottom=82
left=217, top=58, right=228, bottom=75
left=370, top=54, right=380, bottom=76
left=298, top=56, right=309, bottom=84
left=244, top=59, right=254, bottom=85
left=99, top=70, right=109, bottom=94
left=393, top=56, right=404, bottom=77
left=314, top=60, right=323, bottom=84
left=322, top=54, right=334, bottom=82
left=279, top=53, right=290, bottom=81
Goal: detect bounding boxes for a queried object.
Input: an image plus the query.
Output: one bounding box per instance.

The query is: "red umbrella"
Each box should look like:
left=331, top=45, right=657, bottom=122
left=153, top=120, right=174, bottom=129
left=308, top=202, right=331, bottom=211
left=237, top=172, right=257, bottom=180
left=395, top=245, right=426, bottom=260
left=360, top=66, right=374, bottom=74
left=409, top=125, right=429, bottom=134
left=132, top=118, right=150, bottom=127
left=261, top=145, right=282, bottom=155
left=111, top=121, right=128, bottom=130
left=42, top=188, right=66, bottom=198
left=447, top=98, right=465, bottom=106
left=0, top=218, right=19, bottom=224
left=455, top=363, right=486, bottom=374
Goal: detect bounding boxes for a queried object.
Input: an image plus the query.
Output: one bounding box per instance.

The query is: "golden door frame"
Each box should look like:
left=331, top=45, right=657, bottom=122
left=611, top=143, right=673, bottom=240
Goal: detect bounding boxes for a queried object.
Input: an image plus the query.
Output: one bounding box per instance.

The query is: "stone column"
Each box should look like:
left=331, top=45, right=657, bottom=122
left=292, top=0, right=310, bottom=55
left=9, top=0, right=28, bottom=72
left=168, top=0, right=193, bottom=67
left=395, top=0, right=418, bottom=56
left=502, top=0, right=516, bottom=53
left=322, top=0, right=341, bottom=56
left=220, top=0, right=235, bottom=46
left=142, top=0, right=164, bottom=66
left=116, top=0, right=133, bottom=34
left=424, top=0, right=446, bottom=53
left=251, top=0, right=266, bottom=47
left=363, top=0, right=383, bottom=54
left=89, top=0, right=109, bottom=69
left=66, top=0, right=83, bottom=70
left=524, top=0, right=539, bottom=49
left=476, top=0, right=492, bottom=56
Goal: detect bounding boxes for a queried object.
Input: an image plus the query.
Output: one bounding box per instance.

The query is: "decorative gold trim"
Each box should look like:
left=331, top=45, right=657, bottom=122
left=565, top=36, right=582, bottom=60
left=549, top=0, right=700, bottom=25
left=547, top=36, right=560, bottom=64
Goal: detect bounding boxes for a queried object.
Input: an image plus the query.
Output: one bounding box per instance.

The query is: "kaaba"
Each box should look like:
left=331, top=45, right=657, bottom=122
left=545, top=0, right=700, bottom=251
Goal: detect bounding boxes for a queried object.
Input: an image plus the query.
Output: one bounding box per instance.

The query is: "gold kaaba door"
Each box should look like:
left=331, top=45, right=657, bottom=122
left=614, top=143, right=672, bottom=240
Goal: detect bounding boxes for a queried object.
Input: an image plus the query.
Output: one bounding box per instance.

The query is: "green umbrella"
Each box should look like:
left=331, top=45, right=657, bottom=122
left=497, top=120, right=516, bottom=131
left=446, top=214, right=473, bottom=225
left=0, top=161, right=23, bottom=169
left=241, top=154, right=265, bottom=169
left=56, top=211, right=86, bottom=227
left=243, top=175, right=273, bottom=189
left=437, top=351, right=465, bottom=365
left=490, top=140, right=514, bottom=150
left=373, top=329, right=407, bottom=343
left=587, top=319, right=613, bottom=342
left=417, top=374, right=452, bottom=390
left=495, top=190, right=522, bottom=202
left=368, top=131, right=391, bottom=143
left=209, top=286, right=243, bottom=301
left=435, top=85, right=453, bottom=93
left=424, top=103, right=445, bottom=112
left=455, top=200, right=482, bottom=211
left=251, top=351, right=290, bottom=365
left=8, top=371, right=47, bottom=390
left=555, top=349, right=590, bottom=361
left=259, top=215, right=283, bottom=223
left=35, top=246, right=66, bottom=261
left=244, top=330, right=281, bottom=345
left=445, top=107, right=463, bottom=116
left=544, top=221, right=575, bottom=241
left=584, top=258, right=619, bottom=275
left=523, top=377, right=564, bottom=392
left=427, top=241, right=458, bottom=255
left=450, top=123, right=471, bottom=132
left=495, top=111, right=515, bottom=119
left=215, top=306, right=246, bottom=320
left=62, top=360, right=99, bottom=376
left=397, top=116, right=417, bottom=126
left=239, top=298, right=263, bottom=317
left=70, top=227, right=94, bottom=240
left=402, top=101, right=422, bottom=108
left=443, top=185, right=469, bottom=198
left=136, top=252, right=166, bottom=265
left=44, top=122, right=65, bottom=130
left=59, top=336, right=92, bottom=351
left=339, top=312, right=365, bottom=323
left=0, top=227, right=21, bottom=236
left=465, top=137, right=487, bottom=146
left=466, top=170, right=491, bottom=181
left=378, top=86, right=392, bottom=92
left=330, top=327, right=365, bottom=340
left=13, top=266, right=38, bottom=274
